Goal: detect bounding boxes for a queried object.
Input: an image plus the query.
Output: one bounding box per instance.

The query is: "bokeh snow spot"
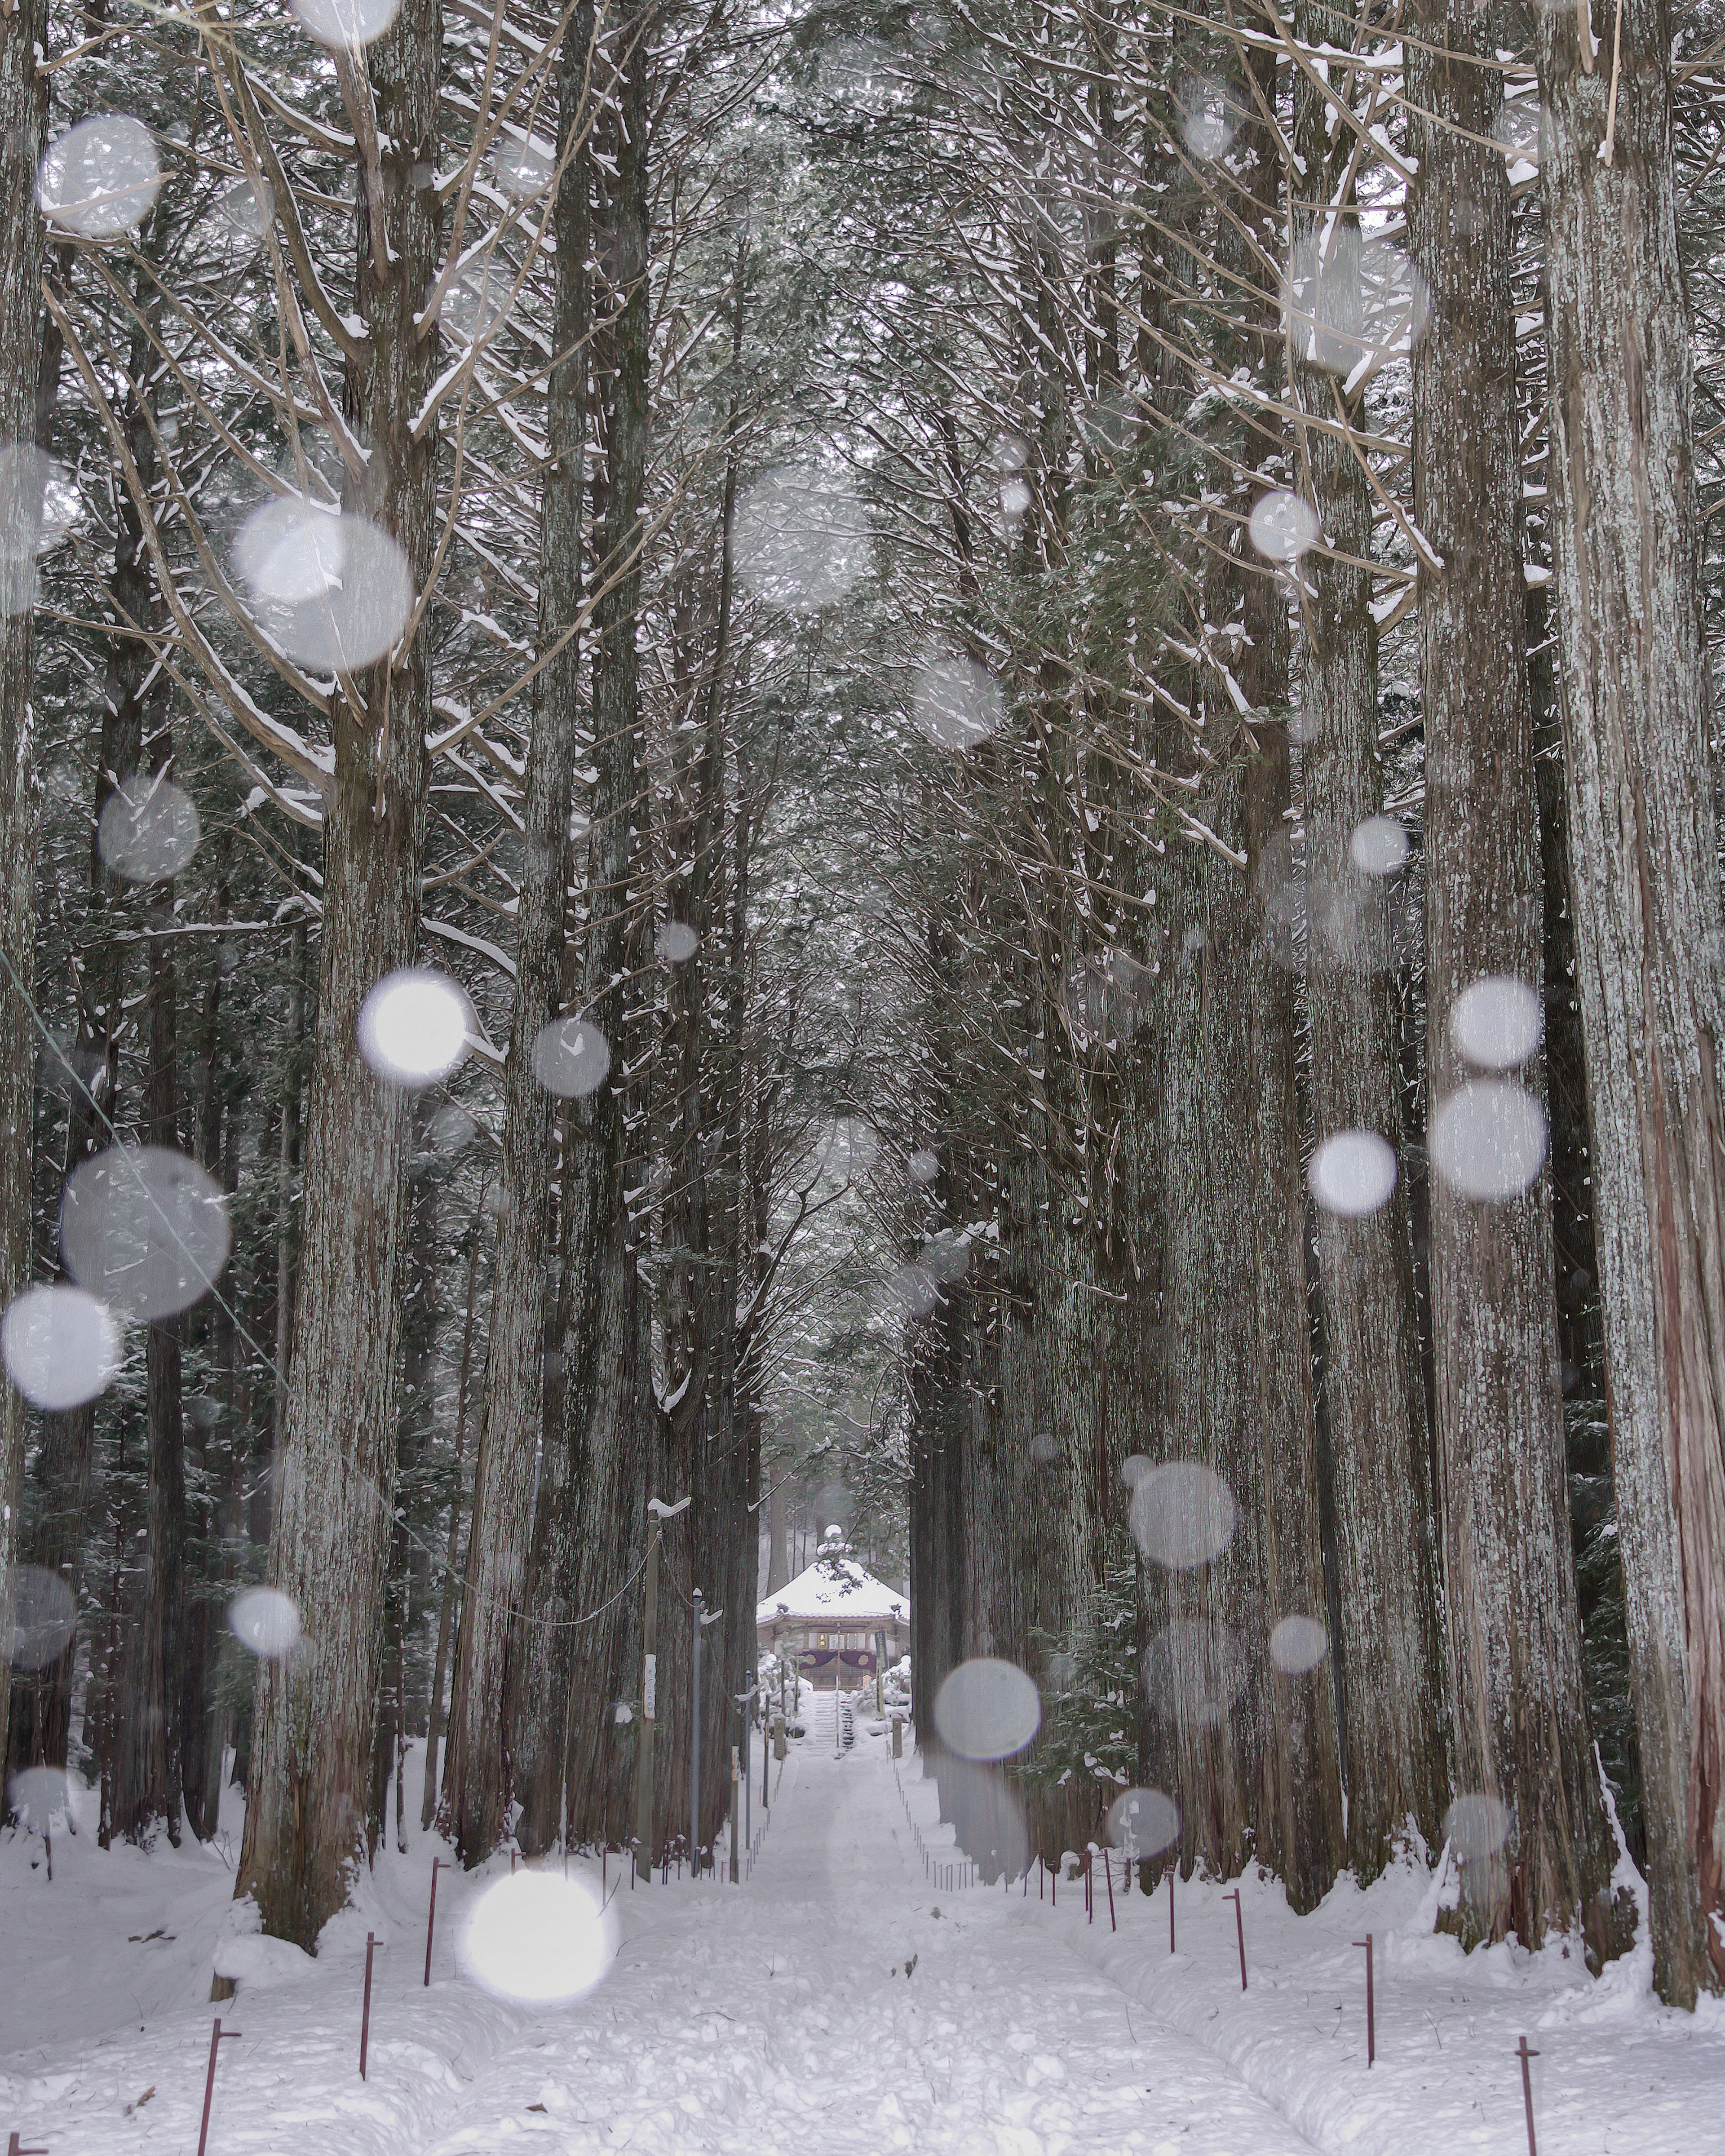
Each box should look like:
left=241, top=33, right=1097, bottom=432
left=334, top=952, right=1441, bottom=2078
left=1128, top=1461, right=1238, bottom=1571
left=359, top=970, right=473, bottom=1089
left=933, top=1657, right=1041, bottom=1762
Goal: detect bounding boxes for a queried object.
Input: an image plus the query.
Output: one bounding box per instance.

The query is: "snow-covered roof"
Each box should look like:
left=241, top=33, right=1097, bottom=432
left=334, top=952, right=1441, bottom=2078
left=756, top=1556, right=909, bottom=1628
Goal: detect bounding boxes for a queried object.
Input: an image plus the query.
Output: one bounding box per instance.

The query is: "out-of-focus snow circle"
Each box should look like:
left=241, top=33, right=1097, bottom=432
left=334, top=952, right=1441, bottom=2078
left=1248, top=489, right=1319, bottom=565
left=215, top=176, right=274, bottom=246
left=1119, top=1453, right=1154, bottom=1489
left=1349, top=815, right=1409, bottom=877
left=933, top=1657, right=1041, bottom=1762
left=816, top=1116, right=877, bottom=1179
left=5, top=1567, right=77, bottom=1672
left=1449, top=975, right=1542, bottom=1071
left=911, top=655, right=1002, bottom=753
left=1309, top=1129, right=1397, bottom=1218
left=359, top=970, right=473, bottom=1088
left=493, top=136, right=554, bottom=202
left=60, top=1145, right=231, bottom=1320
left=1269, top=1614, right=1329, bottom=1673
left=907, top=1148, right=940, bottom=1186
left=291, top=0, right=402, bottom=50
left=98, top=775, right=200, bottom=883
left=234, top=501, right=414, bottom=673
left=1105, top=1786, right=1181, bottom=1858
left=531, top=1017, right=611, bottom=1099
left=1028, top=1431, right=1057, bottom=1465
left=38, top=116, right=161, bottom=239
left=2, top=1284, right=121, bottom=1411
left=1444, top=1792, right=1512, bottom=1862
left=1429, top=1080, right=1548, bottom=1202
left=656, top=921, right=699, bottom=965
left=7, top=1765, right=71, bottom=1829
left=229, top=1586, right=301, bottom=1659
left=1128, top=1461, right=1237, bottom=1570
left=734, top=465, right=869, bottom=611
left=460, top=1869, right=615, bottom=2005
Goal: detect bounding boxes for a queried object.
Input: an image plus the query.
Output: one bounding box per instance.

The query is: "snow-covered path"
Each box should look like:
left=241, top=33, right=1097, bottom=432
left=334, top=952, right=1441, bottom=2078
left=420, top=1721, right=1317, bottom=2156
left=10, top=1710, right=1725, bottom=2153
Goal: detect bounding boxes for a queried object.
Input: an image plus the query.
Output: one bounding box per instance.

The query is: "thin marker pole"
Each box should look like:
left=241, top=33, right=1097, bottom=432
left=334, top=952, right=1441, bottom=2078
left=424, top=1859, right=440, bottom=1987
left=1517, top=2037, right=1540, bottom=2156
left=1225, top=1889, right=1247, bottom=1990
left=1105, top=1848, right=1116, bottom=1932
left=359, top=1933, right=376, bottom=2079
left=197, top=2017, right=240, bottom=2156
left=690, top=1588, right=703, bottom=1877
left=1353, top=1932, right=1374, bottom=2064
left=1168, top=1863, right=1176, bottom=1953
left=11, top=2139, right=50, bottom=2156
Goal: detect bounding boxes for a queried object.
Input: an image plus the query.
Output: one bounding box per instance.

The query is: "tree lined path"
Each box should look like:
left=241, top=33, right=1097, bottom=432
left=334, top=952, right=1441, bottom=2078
left=420, top=1724, right=1318, bottom=2156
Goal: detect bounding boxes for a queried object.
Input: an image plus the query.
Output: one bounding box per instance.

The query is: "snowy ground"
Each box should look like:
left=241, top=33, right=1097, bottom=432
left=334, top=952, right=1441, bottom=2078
left=4, top=1698, right=1722, bottom=2153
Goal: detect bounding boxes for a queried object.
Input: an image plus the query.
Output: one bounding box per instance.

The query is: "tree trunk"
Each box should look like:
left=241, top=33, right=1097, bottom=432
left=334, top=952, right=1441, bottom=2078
left=113, top=778, right=186, bottom=1846
left=1292, top=0, right=1448, bottom=1877
left=512, top=9, right=653, bottom=1859
left=1535, top=0, right=1725, bottom=2004
left=236, top=0, right=444, bottom=1952
left=423, top=1185, right=486, bottom=1830
left=0, top=0, right=51, bottom=1775
left=444, top=0, right=594, bottom=1866
left=1407, top=0, right=1623, bottom=1958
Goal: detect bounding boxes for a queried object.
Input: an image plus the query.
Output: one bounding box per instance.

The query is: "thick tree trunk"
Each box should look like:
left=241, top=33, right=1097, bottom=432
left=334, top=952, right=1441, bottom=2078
left=444, top=1, right=593, bottom=1865
left=113, top=801, right=186, bottom=1845
left=424, top=1188, right=485, bottom=1830
left=1408, top=0, right=1622, bottom=1958
left=1535, top=0, right=1725, bottom=2004
left=512, top=11, right=652, bottom=1859
left=1292, top=0, right=1448, bottom=1877
left=236, top=0, right=443, bottom=1952
left=0, top=0, right=50, bottom=1774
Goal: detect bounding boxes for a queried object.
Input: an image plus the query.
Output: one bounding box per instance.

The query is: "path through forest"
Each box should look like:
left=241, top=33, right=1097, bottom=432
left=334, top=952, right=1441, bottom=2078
left=420, top=1705, right=1318, bottom=2156
left=8, top=1709, right=1721, bottom=2153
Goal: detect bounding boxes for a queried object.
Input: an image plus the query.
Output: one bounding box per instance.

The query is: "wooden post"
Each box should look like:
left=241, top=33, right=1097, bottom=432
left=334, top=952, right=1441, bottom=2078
left=424, top=1858, right=440, bottom=1987
left=690, top=1588, right=703, bottom=1875
left=1353, top=1932, right=1374, bottom=2064
left=1225, top=1889, right=1247, bottom=1990
left=730, top=1745, right=740, bottom=1884
left=635, top=1509, right=662, bottom=1880
left=359, top=1933, right=376, bottom=2079
left=196, top=2018, right=239, bottom=2156
left=1517, top=2036, right=1539, bottom=2156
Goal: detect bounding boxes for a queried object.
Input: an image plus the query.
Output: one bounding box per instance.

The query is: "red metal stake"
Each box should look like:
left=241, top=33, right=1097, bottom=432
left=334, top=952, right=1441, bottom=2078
left=424, top=1859, right=440, bottom=1988
left=11, top=2135, right=50, bottom=2156
left=359, top=1933, right=376, bottom=2080
left=196, top=2017, right=240, bottom=2156
left=1105, top=1847, right=1117, bottom=1932
left=1353, top=1932, right=1374, bottom=2064
left=1085, top=1851, right=1093, bottom=1922
left=1167, top=1862, right=1176, bottom=1953
left=1225, top=1888, right=1247, bottom=1989
left=1517, top=2036, right=1540, bottom=2156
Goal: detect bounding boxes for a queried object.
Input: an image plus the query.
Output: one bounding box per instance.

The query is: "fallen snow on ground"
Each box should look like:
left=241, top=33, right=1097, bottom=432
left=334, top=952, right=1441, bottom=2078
left=4, top=1698, right=1721, bottom=2153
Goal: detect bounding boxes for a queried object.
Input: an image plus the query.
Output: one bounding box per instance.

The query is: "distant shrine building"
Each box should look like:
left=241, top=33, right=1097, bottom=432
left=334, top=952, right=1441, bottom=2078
left=755, top=1534, right=909, bottom=1690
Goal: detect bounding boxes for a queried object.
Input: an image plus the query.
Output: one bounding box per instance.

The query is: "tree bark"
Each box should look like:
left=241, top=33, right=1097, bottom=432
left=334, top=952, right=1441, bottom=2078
left=1407, top=0, right=1623, bottom=1958
left=444, top=0, right=594, bottom=1865
left=1292, top=0, right=1448, bottom=1877
left=1534, top=0, right=1725, bottom=2003
left=0, top=0, right=51, bottom=1775
left=236, top=0, right=444, bottom=1952
left=512, top=7, right=653, bottom=1859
